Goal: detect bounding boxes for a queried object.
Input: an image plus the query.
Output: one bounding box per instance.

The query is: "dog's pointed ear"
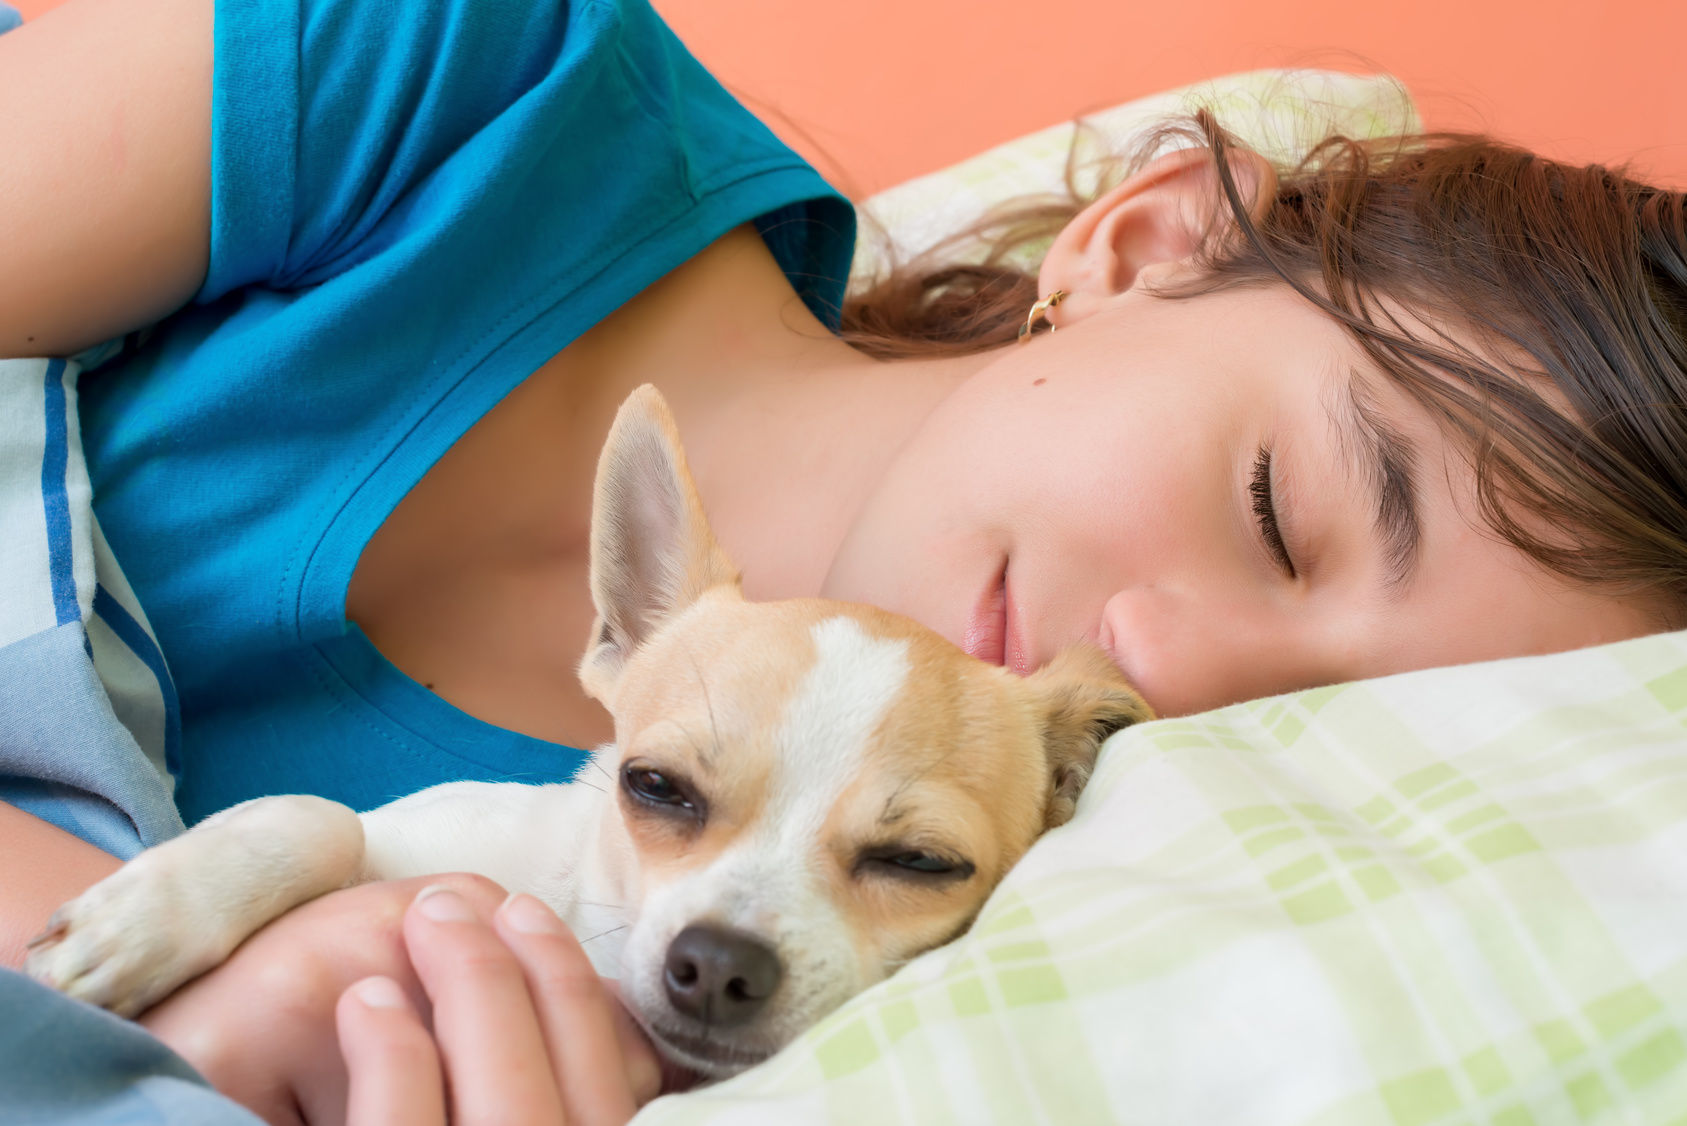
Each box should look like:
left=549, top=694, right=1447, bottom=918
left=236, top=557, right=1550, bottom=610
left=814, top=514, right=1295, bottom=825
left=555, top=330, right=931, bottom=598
left=1026, top=647, right=1152, bottom=829
left=579, top=384, right=741, bottom=703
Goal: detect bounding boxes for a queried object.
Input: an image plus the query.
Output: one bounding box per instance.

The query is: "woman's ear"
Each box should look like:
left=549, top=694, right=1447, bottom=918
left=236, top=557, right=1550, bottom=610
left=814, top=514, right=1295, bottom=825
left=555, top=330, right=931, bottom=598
left=1036, top=144, right=1278, bottom=330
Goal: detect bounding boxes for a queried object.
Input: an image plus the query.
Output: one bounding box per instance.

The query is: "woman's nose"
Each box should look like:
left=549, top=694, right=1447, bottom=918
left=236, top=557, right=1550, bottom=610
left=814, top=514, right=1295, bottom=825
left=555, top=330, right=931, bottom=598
left=1098, top=585, right=1313, bottom=717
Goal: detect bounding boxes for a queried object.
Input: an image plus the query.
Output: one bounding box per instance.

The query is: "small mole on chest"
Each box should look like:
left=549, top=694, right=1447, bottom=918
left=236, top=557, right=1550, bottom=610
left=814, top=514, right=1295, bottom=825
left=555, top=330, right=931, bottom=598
left=1032, top=378, right=1047, bottom=387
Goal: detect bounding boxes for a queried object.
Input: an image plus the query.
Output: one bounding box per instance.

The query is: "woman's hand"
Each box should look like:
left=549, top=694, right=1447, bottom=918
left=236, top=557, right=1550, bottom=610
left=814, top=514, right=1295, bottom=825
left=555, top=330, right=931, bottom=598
left=138, top=876, right=661, bottom=1125
left=139, top=874, right=505, bottom=1124
left=336, top=886, right=659, bottom=1125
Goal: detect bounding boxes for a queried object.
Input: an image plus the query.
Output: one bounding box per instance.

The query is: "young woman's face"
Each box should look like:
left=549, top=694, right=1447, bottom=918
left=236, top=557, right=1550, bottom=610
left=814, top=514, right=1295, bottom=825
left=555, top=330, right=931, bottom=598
left=820, top=278, right=1658, bottom=716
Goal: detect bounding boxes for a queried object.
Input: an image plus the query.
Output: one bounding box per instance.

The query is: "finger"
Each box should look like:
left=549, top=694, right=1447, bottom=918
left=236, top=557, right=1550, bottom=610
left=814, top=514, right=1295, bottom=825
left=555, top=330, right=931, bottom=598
left=405, top=885, right=569, bottom=1126
left=137, top=874, right=509, bottom=1126
left=606, top=986, right=667, bottom=1105
left=496, top=894, right=645, bottom=1124
left=336, top=976, right=447, bottom=1126
left=606, top=979, right=701, bottom=1100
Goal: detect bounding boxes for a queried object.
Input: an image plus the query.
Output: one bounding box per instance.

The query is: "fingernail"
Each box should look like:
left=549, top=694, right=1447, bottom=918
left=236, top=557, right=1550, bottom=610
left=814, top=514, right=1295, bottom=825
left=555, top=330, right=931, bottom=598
left=501, top=893, right=567, bottom=935
left=352, top=976, right=408, bottom=1010
left=415, top=884, right=476, bottom=922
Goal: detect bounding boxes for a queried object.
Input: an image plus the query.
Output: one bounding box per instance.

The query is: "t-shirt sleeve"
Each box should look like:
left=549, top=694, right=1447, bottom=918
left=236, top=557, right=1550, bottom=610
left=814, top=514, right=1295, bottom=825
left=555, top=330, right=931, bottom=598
left=201, top=0, right=589, bottom=298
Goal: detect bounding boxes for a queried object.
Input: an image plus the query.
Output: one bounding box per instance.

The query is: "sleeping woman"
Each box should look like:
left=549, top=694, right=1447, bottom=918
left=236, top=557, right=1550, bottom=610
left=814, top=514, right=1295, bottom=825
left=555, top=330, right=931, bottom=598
left=0, top=0, right=1683, bottom=1120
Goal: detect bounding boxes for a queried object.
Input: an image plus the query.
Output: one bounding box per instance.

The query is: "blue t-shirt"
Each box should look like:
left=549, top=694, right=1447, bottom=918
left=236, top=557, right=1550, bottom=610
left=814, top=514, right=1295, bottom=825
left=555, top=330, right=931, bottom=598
left=78, top=0, right=855, bottom=824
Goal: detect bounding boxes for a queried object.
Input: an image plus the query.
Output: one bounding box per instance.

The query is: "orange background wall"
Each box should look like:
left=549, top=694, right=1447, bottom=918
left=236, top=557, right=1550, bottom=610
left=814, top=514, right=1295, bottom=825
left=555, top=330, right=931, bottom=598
left=16, top=0, right=1686, bottom=194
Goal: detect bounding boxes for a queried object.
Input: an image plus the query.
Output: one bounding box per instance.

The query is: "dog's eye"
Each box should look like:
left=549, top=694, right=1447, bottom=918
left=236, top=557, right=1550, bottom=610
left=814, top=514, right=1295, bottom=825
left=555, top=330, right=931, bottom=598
left=860, top=849, right=975, bottom=881
left=621, top=764, right=695, bottom=811
left=888, top=851, right=957, bottom=873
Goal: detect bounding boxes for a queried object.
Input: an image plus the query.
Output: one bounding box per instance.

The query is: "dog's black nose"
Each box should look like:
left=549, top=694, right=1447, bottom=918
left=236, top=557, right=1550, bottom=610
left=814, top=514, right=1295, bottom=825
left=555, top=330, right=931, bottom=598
left=663, top=924, right=782, bottom=1026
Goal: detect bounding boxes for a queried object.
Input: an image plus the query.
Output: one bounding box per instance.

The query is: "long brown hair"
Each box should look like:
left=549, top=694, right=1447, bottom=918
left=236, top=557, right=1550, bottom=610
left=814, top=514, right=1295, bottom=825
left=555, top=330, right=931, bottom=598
left=841, top=116, right=1687, bottom=619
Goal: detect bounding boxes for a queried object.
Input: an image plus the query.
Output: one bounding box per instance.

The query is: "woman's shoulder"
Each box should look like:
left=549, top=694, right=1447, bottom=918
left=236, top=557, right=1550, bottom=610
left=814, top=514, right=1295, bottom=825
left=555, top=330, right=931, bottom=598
left=205, top=0, right=847, bottom=296
left=79, top=0, right=853, bottom=717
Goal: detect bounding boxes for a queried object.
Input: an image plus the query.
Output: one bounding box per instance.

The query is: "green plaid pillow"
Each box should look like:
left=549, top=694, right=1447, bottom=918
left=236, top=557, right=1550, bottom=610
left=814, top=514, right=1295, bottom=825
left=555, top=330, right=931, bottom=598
left=636, top=629, right=1687, bottom=1124
left=633, top=73, right=1687, bottom=1125
left=849, top=68, right=1419, bottom=285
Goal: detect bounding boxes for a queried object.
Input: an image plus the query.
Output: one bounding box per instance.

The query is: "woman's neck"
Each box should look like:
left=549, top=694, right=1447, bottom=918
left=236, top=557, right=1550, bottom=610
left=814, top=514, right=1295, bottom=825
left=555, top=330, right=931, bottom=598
left=347, top=224, right=990, bottom=749
left=546, top=224, right=991, bottom=601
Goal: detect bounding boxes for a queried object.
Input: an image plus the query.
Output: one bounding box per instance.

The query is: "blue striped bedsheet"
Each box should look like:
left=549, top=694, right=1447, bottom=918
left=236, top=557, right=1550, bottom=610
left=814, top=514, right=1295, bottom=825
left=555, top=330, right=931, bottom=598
left=1, top=357, right=184, bottom=857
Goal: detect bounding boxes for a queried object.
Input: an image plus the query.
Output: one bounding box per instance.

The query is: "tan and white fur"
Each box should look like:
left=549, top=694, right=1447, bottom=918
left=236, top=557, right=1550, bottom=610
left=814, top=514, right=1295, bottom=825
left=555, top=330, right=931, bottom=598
left=27, top=385, right=1149, bottom=1077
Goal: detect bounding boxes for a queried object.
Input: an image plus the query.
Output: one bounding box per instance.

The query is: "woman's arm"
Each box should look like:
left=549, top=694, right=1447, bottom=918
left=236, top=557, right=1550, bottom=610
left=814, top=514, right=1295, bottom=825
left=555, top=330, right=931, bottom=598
left=0, top=0, right=211, bottom=358
left=0, top=801, right=121, bottom=968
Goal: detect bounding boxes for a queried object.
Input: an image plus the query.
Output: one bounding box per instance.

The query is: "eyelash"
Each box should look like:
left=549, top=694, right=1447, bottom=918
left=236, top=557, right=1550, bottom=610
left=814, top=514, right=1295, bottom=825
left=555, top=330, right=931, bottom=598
left=1249, top=446, right=1296, bottom=578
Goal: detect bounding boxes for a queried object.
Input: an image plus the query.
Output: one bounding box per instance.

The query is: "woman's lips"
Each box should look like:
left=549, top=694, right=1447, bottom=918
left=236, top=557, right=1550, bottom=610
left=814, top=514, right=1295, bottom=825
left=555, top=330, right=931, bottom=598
left=964, top=563, right=1006, bottom=666
left=964, top=561, right=1033, bottom=676
left=1003, top=583, right=1032, bottom=678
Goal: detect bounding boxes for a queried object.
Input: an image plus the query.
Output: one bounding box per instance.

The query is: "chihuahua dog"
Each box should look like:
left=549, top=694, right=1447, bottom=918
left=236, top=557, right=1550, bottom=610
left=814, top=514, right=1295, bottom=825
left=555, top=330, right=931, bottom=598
left=27, top=385, right=1149, bottom=1077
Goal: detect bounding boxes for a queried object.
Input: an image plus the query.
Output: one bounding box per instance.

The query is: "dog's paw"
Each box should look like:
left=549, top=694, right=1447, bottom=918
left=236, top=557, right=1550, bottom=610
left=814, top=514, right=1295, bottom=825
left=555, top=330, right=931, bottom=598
left=24, top=853, right=235, bottom=1017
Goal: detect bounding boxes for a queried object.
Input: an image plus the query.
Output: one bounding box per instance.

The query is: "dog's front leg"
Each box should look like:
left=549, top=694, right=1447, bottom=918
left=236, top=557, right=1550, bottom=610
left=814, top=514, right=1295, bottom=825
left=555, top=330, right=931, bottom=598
left=353, top=771, right=632, bottom=972
left=355, top=777, right=622, bottom=936
left=25, top=794, right=364, bottom=1017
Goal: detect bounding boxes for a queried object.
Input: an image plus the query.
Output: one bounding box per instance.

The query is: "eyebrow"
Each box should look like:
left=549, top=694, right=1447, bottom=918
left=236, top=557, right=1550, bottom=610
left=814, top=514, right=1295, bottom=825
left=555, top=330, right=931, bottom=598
left=1327, top=370, right=1423, bottom=594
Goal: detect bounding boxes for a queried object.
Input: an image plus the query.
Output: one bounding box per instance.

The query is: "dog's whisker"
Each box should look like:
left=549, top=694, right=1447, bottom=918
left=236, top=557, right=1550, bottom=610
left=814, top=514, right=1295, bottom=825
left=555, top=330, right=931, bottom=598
left=580, top=923, right=629, bottom=945
left=673, top=715, right=713, bottom=778
left=699, top=657, right=721, bottom=771
left=683, top=645, right=719, bottom=773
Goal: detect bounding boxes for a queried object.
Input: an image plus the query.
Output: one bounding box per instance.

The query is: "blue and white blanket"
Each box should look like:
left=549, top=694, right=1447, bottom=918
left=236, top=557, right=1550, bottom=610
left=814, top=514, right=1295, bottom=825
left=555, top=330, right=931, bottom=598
left=0, top=357, right=183, bottom=857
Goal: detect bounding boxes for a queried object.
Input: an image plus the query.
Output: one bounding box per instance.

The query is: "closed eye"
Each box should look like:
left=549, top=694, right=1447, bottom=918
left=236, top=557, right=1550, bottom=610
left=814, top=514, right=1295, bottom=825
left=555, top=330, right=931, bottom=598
left=1250, top=445, right=1296, bottom=578
left=855, top=847, right=976, bottom=882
